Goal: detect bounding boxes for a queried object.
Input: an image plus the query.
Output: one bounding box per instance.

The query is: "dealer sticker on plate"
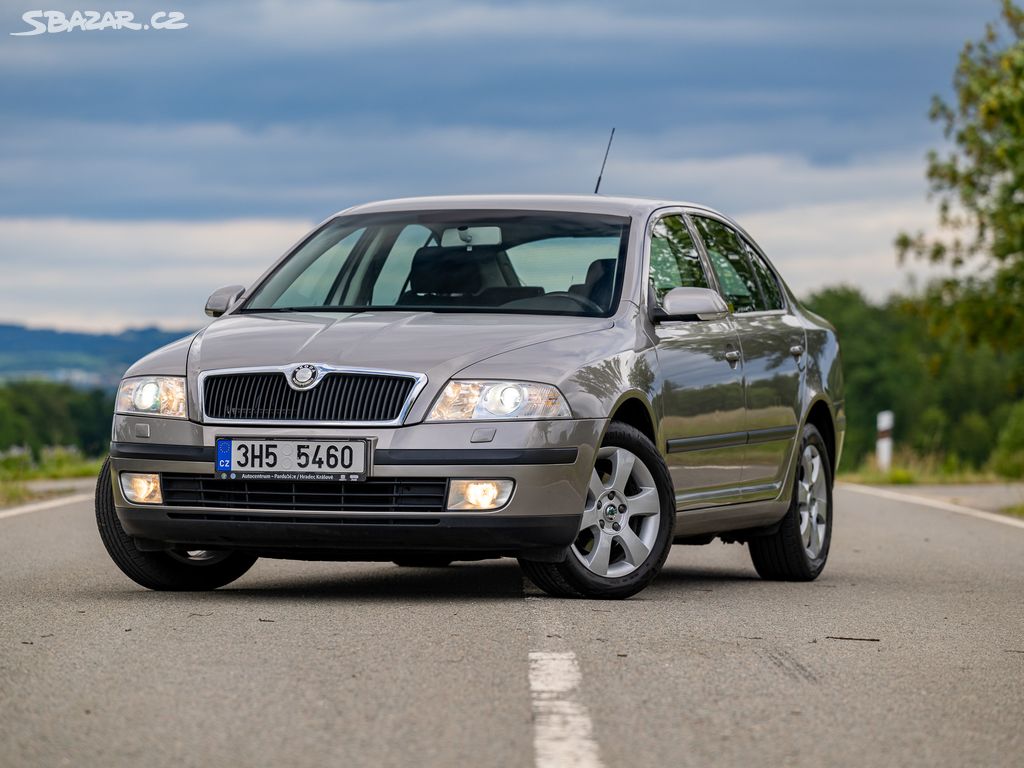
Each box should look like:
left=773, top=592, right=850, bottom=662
left=215, top=438, right=368, bottom=481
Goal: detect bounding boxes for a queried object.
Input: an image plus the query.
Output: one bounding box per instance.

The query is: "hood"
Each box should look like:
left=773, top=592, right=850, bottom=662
left=187, top=310, right=612, bottom=413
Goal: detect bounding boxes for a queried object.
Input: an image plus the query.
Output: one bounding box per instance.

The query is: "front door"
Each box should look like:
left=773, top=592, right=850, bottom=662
left=692, top=214, right=804, bottom=497
left=648, top=214, right=747, bottom=506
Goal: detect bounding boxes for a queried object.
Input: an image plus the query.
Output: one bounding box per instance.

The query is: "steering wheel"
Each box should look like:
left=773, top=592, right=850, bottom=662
left=543, top=291, right=604, bottom=314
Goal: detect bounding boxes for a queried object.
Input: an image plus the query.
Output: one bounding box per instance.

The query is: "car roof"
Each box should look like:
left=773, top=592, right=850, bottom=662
left=337, top=194, right=725, bottom=220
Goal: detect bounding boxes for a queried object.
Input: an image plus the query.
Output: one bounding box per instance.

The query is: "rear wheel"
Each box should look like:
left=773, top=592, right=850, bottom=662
left=519, top=422, right=675, bottom=599
left=95, top=459, right=257, bottom=591
left=748, top=424, right=833, bottom=581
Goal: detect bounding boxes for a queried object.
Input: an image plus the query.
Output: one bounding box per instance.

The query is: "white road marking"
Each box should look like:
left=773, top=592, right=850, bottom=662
left=525, top=575, right=604, bottom=768
left=840, top=483, right=1024, bottom=530
left=0, top=492, right=92, bottom=521
left=528, top=650, right=602, bottom=768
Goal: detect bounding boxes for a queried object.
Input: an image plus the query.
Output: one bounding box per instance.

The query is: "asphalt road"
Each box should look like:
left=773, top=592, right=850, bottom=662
left=2, top=485, right=1022, bottom=768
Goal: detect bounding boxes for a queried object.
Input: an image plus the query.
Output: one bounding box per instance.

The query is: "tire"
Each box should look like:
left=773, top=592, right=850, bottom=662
left=392, top=556, right=454, bottom=568
left=95, top=459, right=258, bottom=591
left=749, top=424, right=833, bottom=581
left=519, top=422, right=675, bottom=600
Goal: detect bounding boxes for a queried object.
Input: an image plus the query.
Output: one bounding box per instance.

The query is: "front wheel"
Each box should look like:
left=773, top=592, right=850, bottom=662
left=95, top=459, right=257, bottom=591
left=748, top=424, right=833, bottom=581
left=520, top=422, right=675, bottom=599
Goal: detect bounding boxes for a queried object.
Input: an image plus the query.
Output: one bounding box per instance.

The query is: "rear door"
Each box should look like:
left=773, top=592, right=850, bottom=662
left=647, top=212, right=747, bottom=506
left=691, top=214, right=804, bottom=497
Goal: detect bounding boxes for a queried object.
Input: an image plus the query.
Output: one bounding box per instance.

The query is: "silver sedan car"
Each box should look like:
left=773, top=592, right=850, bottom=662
left=97, top=195, right=845, bottom=599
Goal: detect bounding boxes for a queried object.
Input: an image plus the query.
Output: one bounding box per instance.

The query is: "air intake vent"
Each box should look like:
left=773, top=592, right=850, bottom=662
left=161, top=474, right=448, bottom=513
left=202, top=371, right=417, bottom=423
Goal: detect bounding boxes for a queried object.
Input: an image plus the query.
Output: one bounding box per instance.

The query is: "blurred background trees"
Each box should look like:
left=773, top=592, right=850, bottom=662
left=805, top=286, right=1020, bottom=476
left=884, top=0, right=1024, bottom=477
left=0, top=382, right=110, bottom=458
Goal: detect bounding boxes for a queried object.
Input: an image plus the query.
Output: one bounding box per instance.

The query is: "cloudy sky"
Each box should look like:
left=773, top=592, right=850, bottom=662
left=0, top=0, right=997, bottom=331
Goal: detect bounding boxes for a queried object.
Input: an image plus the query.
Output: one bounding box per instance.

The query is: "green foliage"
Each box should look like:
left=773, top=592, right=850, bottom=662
left=0, top=481, right=35, bottom=507
left=0, top=450, right=103, bottom=483
left=954, top=411, right=994, bottom=467
left=0, top=382, right=112, bottom=458
left=841, top=449, right=998, bottom=486
left=887, top=468, right=916, bottom=485
left=896, top=0, right=1024, bottom=358
left=876, top=0, right=1024, bottom=478
left=804, top=286, right=1017, bottom=471
left=992, top=400, right=1024, bottom=477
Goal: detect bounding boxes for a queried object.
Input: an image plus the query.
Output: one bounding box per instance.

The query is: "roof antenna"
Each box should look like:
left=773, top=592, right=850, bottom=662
left=593, top=127, right=616, bottom=194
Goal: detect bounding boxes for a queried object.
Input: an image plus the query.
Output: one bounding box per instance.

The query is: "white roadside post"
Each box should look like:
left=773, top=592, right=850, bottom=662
left=876, top=410, right=894, bottom=473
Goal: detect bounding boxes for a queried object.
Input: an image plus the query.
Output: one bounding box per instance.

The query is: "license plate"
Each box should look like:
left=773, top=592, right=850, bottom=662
left=215, top=438, right=369, bottom=481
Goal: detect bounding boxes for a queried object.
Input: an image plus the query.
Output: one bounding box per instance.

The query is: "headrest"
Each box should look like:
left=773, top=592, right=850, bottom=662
left=586, top=258, right=616, bottom=286
left=407, top=247, right=489, bottom=295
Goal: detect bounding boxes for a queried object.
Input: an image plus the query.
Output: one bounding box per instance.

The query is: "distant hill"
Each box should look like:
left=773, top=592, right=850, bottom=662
left=0, top=324, right=195, bottom=389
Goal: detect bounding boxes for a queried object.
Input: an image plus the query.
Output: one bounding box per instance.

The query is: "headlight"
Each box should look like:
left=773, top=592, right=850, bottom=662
left=427, top=380, right=571, bottom=421
left=116, top=376, right=187, bottom=419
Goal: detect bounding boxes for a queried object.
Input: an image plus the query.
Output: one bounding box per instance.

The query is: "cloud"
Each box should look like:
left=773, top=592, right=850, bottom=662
left=1, top=0, right=984, bottom=64
left=742, top=198, right=955, bottom=300
left=0, top=218, right=313, bottom=331
left=210, top=0, right=818, bottom=49
left=0, top=117, right=934, bottom=219
left=0, top=0, right=980, bottom=162
left=610, top=149, right=928, bottom=215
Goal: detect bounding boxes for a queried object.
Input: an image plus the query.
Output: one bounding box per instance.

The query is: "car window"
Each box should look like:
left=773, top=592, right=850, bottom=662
left=506, top=237, right=616, bottom=292
left=647, top=215, right=709, bottom=301
left=693, top=216, right=765, bottom=313
left=244, top=211, right=630, bottom=318
left=268, top=228, right=365, bottom=308
left=743, top=240, right=785, bottom=310
left=371, top=225, right=434, bottom=304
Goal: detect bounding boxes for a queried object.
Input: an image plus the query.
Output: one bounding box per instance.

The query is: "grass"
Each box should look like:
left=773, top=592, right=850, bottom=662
left=0, top=451, right=103, bottom=483
left=1002, top=505, right=1024, bottom=518
left=0, top=480, right=92, bottom=508
left=0, top=449, right=101, bottom=508
left=838, top=450, right=1000, bottom=486
left=0, top=481, right=36, bottom=507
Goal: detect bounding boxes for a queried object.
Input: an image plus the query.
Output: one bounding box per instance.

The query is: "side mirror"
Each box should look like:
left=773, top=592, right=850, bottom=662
left=205, top=285, right=246, bottom=318
left=654, top=287, right=729, bottom=322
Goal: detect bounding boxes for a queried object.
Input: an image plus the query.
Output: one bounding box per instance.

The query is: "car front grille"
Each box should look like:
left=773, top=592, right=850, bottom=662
left=161, top=474, right=449, bottom=513
left=202, top=371, right=417, bottom=423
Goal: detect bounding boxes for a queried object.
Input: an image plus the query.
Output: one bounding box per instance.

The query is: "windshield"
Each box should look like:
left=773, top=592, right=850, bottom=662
left=243, top=210, right=631, bottom=318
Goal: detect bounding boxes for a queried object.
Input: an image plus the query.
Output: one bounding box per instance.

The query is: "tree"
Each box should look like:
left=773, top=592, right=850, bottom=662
left=0, top=382, right=113, bottom=458
left=993, top=401, right=1024, bottom=477
left=804, top=287, right=931, bottom=465
left=804, top=286, right=1015, bottom=469
left=895, top=1, right=1024, bottom=357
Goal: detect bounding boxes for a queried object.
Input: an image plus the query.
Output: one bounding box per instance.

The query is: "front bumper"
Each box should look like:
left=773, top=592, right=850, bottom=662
left=108, top=416, right=604, bottom=558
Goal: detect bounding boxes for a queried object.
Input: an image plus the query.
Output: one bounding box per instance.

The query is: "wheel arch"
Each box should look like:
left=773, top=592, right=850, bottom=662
left=803, top=397, right=837, bottom=478
left=608, top=393, right=658, bottom=447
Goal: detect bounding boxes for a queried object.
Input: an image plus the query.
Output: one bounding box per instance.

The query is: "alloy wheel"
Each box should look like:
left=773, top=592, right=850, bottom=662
left=797, top=444, right=829, bottom=559
left=571, top=446, right=661, bottom=578
left=167, top=549, right=231, bottom=565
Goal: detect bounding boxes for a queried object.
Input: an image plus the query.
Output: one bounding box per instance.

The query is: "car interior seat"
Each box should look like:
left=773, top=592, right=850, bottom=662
left=568, top=258, right=616, bottom=309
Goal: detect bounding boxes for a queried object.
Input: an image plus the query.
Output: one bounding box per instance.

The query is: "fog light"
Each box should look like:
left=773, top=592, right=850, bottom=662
left=120, top=472, right=163, bottom=504
left=447, top=479, right=514, bottom=511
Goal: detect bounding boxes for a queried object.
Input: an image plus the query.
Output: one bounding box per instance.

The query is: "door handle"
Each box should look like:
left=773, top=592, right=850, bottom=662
left=789, top=344, right=805, bottom=359
left=724, top=350, right=741, bottom=363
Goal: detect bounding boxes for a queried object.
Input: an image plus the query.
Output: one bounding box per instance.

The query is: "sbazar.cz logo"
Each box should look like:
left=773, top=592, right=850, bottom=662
left=11, top=9, right=188, bottom=35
